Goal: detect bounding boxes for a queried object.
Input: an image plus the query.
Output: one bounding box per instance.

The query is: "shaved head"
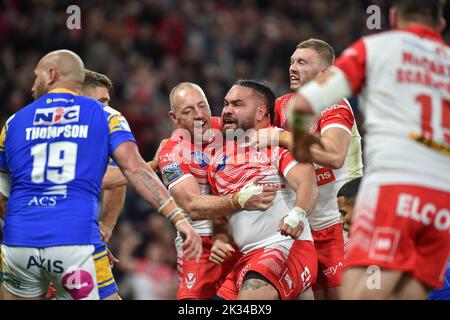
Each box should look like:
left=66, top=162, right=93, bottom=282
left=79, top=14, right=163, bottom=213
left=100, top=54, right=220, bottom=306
left=168, top=82, right=212, bottom=137
left=32, top=49, right=85, bottom=100
left=169, top=82, right=206, bottom=112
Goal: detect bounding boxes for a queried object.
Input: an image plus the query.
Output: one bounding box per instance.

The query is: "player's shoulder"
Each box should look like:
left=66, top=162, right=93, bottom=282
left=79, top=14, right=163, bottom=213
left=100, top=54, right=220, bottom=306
left=275, top=92, right=295, bottom=106
left=211, top=116, right=222, bottom=130
left=319, top=98, right=354, bottom=118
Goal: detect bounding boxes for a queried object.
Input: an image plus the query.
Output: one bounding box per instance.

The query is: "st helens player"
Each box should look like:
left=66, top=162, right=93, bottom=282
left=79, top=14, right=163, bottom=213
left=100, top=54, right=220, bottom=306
left=256, top=39, right=363, bottom=299
left=209, top=80, right=318, bottom=300
left=157, top=82, right=277, bottom=299
left=289, top=0, right=449, bottom=299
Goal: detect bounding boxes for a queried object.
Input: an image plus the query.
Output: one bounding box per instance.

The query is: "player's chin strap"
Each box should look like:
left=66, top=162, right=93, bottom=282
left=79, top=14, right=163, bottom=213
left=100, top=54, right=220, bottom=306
left=233, top=181, right=264, bottom=209
left=283, top=207, right=307, bottom=228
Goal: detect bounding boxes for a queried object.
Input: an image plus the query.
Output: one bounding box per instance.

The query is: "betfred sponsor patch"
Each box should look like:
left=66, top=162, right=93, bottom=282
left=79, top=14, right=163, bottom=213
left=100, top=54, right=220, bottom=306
left=161, top=162, right=184, bottom=186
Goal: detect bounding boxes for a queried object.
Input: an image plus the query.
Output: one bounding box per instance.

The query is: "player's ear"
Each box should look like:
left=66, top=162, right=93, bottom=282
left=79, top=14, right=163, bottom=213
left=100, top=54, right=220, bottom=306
left=169, top=110, right=178, bottom=124
left=46, top=67, right=58, bottom=86
left=437, top=17, right=446, bottom=34
left=389, top=7, right=399, bottom=29
left=256, top=104, right=267, bottom=122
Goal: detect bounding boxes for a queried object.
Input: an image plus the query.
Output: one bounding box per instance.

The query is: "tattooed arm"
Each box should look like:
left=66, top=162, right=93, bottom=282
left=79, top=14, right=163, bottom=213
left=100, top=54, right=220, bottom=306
left=112, top=141, right=202, bottom=262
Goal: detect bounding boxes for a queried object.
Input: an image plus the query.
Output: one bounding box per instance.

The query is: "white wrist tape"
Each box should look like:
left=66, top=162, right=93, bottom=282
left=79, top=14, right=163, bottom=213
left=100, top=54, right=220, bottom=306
left=283, top=207, right=307, bottom=228
left=0, top=171, right=11, bottom=198
left=236, top=181, right=263, bottom=208
left=298, top=66, right=352, bottom=115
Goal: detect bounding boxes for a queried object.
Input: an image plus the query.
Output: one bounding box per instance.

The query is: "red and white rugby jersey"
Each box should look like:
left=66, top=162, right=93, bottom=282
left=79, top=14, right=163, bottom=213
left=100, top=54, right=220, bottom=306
left=275, top=94, right=363, bottom=230
left=333, top=25, right=450, bottom=189
left=207, top=137, right=313, bottom=254
left=157, top=116, right=223, bottom=236
left=158, top=135, right=214, bottom=236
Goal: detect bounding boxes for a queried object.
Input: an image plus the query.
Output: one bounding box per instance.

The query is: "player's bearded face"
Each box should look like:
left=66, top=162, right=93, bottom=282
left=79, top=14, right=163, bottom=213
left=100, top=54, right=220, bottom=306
left=31, top=69, right=48, bottom=100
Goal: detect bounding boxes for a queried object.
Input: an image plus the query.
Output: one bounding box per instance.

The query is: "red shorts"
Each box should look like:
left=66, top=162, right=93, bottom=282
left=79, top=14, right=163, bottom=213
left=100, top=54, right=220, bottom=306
left=311, top=223, right=344, bottom=290
left=346, top=184, right=450, bottom=289
left=177, top=236, right=238, bottom=299
left=217, top=240, right=317, bottom=300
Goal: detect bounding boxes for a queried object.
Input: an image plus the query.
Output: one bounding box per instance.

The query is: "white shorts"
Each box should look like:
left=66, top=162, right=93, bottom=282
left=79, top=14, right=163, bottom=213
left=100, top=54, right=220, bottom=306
left=1, top=244, right=107, bottom=300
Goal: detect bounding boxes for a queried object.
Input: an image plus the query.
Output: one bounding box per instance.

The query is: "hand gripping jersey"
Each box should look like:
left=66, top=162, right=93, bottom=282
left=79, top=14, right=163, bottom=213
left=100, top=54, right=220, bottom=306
left=0, top=89, right=135, bottom=247
left=207, top=136, right=313, bottom=254
left=275, top=94, right=363, bottom=230
left=157, top=116, right=223, bottom=236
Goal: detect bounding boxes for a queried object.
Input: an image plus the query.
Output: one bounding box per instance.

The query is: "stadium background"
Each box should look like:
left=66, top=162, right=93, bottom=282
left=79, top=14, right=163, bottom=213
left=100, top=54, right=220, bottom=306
left=0, top=0, right=449, bottom=299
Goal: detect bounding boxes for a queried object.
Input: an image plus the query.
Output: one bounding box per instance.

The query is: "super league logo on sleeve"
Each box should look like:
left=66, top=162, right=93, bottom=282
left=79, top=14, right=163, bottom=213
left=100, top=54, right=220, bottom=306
left=34, top=106, right=80, bottom=125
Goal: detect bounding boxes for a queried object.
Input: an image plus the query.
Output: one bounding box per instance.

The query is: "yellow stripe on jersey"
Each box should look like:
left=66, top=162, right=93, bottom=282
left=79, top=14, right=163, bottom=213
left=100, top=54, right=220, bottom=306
left=0, top=126, right=5, bottom=152
left=409, top=132, right=450, bottom=156
left=93, top=250, right=107, bottom=260
left=93, top=251, right=115, bottom=288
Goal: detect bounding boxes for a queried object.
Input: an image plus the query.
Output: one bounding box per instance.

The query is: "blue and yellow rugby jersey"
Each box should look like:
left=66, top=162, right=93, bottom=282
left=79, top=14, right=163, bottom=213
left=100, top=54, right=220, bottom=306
left=0, top=88, right=135, bottom=247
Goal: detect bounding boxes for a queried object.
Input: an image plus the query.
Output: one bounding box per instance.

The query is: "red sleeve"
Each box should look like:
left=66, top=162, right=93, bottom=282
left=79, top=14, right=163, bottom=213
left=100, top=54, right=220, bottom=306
left=318, top=101, right=355, bottom=134
left=211, top=116, right=222, bottom=130
left=274, top=97, right=283, bottom=128
left=158, top=139, right=192, bottom=188
left=334, top=39, right=367, bottom=94
left=276, top=147, right=297, bottom=178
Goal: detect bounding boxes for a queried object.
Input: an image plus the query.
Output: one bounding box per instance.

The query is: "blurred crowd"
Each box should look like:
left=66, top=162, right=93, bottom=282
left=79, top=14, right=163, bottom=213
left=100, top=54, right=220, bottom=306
left=0, top=0, right=448, bottom=299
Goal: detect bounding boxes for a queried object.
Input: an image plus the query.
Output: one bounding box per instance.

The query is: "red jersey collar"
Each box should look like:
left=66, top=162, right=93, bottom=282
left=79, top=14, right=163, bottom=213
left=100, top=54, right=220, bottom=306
left=400, top=24, right=445, bottom=44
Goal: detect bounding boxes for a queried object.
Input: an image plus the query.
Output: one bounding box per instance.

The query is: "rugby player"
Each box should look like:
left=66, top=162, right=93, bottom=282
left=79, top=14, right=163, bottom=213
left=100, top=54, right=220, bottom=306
left=289, top=0, right=449, bottom=299
left=252, top=39, right=363, bottom=299
left=208, top=80, right=318, bottom=300
left=0, top=49, right=201, bottom=300
left=158, top=82, right=278, bottom=299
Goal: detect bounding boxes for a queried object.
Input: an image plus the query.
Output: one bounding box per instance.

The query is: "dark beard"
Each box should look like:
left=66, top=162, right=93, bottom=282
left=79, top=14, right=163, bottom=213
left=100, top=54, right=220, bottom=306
left=33, top=81, right=47, bottom=100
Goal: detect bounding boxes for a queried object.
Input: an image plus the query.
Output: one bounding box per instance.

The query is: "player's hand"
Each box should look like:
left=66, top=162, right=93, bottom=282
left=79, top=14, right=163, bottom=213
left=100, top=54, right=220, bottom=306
left=106, top=248, right=119, bottom=267
left=249, top=127, right=280, bottom=150
left=277, top=215, right=304, bottom=239
left=176, top=219, right=203, bottom=263
left=209, top=239, right=235, bottom=264
left=292, top=132, right=323, bottom=163
left=147, top=138, right=168, bottom=172
left=243, top=184, right=279, bottom=211
left=99, top=221, right=114, bottom=243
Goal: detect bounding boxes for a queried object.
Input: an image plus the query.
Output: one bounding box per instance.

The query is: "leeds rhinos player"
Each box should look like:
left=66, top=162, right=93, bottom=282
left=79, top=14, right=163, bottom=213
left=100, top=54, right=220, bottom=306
left=158, top=82, right=277, bottom=299
left=209, top=80, right=318, bottom=300
left=253, top=39, right=363, bottom=299
left=289, top=0, right=449, bottom=299
left=0, top=50, right=201, bottom=300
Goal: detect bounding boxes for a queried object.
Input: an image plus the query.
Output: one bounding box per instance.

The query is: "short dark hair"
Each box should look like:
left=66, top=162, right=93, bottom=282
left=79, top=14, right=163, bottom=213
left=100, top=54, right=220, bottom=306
left=337, top=177, right=362, bottom=202
left=233, top=79, right=276, bottom=124
left=297, top=38, right=335, bottom=67
left=83, top=69, right=113, bottom=92
left=393, top=0, right=446, bottom=26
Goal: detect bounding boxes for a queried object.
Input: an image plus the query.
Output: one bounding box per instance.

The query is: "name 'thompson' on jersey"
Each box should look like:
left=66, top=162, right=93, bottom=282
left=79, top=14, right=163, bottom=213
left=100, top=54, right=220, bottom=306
left=0, top=89, right=135, bottom=247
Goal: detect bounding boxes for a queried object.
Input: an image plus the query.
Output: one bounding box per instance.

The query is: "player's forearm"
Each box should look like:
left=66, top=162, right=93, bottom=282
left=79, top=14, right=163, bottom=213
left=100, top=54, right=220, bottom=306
left=102, top=167, right=128, bottom=189
left=100, top=185, right=126, bottom=229
left=212, top=217, right=232, bottom=243
left=124, top=163, right=170, bottom=208
left=294, top=179, right=318, bottom=215
left=184, top=194, right=238, bottom=221
left=310, top=138, right=345, bottom=169
left=278, top=130, right=294, bottom=151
